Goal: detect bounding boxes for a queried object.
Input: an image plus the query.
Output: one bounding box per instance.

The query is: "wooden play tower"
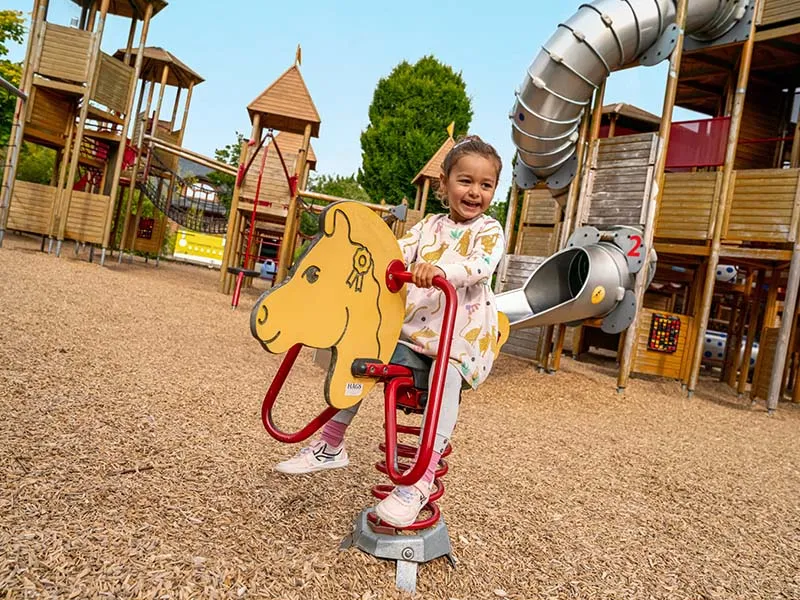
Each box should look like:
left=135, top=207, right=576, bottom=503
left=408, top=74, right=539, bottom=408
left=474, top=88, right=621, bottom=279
left=114, top=46, right=207, bottom=261
left=219, top=59, right=321, bottom=295
left=0, top=0, right=167, bottom=256
left=504, top=0, right=800, bottom=411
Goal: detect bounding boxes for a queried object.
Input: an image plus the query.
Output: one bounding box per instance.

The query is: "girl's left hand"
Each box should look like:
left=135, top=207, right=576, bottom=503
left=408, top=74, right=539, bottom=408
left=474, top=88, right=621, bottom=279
left=411, top=262, right=446, bottom=288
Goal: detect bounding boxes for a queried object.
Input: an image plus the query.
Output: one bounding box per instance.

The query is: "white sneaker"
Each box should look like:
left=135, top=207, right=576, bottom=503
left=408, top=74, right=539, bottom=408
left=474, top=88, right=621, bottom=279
left=274, top=440, right=349, bottom=474
left=373, top=482, right=431, bottom=527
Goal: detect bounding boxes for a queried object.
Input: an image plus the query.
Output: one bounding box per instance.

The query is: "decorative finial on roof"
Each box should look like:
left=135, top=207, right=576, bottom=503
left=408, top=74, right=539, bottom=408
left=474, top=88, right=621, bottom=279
left=295, top=44, right=302, bottom=67
left=446, top=121, right=455, bottom=138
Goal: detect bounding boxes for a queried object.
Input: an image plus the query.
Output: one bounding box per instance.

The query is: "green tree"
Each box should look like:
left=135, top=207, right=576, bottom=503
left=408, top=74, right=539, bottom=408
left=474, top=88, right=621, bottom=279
left=358, top=56, right=472, bottom=212
left=0, top=10, right=25, bottom=147
left=300, top=173, right=371, bottom=237
left=16, top=141, right=54, bottom=183
left=206, top=132, right=244, bottom=211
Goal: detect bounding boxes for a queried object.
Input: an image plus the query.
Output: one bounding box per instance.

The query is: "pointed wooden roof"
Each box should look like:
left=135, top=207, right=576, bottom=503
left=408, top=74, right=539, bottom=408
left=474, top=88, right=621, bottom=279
left=113, top=47, right=204, bottom=88
left=72, top=0, right=167, bottom=19
left=247, top=65, right=321, bottom=137
left=412, top=136, right=455, bottom=185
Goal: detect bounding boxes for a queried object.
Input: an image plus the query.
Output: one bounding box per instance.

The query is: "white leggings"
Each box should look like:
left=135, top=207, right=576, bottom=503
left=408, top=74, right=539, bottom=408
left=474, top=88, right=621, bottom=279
left=332, top=348, right=462, bottom=455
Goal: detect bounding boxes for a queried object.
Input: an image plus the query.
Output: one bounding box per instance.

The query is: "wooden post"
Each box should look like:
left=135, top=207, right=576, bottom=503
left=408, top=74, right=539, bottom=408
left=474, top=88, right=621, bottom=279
left=275, top=122, right=312, bottom=284
left=219, top=115, right=259, bottom=293
left=129, top=63, right=169, bottom=249
left=617, top=0, right=689, bottom=392
left=549, top=101, right=594, bottom=371
left=687, top=9, right=759, bottom=396
left=101, top=3, right=153, bottom=262
left=169, top=88, right=182, bottom=129
left=608, top=113, right=617, bottom=138
left=414, top=185, right=422, bottom=211
left=419, top=178, right=431, bottom=215
left=177, top=82, right=195, bottom=143
left=123, top=15, right=136, bottom=63
left=513, top=190, right=530, bottom=255
left=502, top=181, right=519, bottom=254
left=54, top=0, right=111, bottom=254
left=738, top=269, right=764, bottom=396
left=118, top=72, right=157, bottom=262
left=768, top=245, right=800, bottom=412
left=0, top=0, right=44, bottom=245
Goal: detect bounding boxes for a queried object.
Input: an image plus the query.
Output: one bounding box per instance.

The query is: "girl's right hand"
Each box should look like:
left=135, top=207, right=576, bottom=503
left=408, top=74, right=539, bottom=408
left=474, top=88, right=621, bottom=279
left=411, top=262, right=446, bottom=289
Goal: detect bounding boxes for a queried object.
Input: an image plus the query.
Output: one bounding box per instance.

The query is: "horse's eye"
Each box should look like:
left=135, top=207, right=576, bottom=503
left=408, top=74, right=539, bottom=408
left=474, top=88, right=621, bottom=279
left=302, top=265, right=320, bottom=284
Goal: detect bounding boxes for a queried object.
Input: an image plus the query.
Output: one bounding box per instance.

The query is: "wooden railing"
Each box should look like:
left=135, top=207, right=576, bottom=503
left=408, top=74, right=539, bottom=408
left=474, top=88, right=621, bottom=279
left=655, top=172, right=719, bottom=240
left=655, top=168, right=800, bottom=244
left=724, top=169, right=800, bottom=243
left=36, top=23, right=93, bottom=84
left=759, top=0, right=800, bottom=27
left=92, top=52, right=134, bottom=114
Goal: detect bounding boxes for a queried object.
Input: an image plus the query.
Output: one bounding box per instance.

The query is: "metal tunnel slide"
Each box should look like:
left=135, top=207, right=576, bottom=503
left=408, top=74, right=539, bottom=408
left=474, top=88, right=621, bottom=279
left=499, top=0, right=751, bottom=334
left=496, top=226, right=655, bottom=334
left=510, top=0, right=750, bottom=189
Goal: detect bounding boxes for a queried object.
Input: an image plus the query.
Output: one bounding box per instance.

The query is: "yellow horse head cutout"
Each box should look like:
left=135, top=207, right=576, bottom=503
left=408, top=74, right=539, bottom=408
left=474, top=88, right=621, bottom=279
left=250, top=202, right=406, bottom=409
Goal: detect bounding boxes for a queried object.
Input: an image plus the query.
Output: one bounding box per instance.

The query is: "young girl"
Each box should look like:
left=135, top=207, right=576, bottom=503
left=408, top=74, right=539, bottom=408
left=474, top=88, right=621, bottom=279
left=276, top=135, right=506, bottom=527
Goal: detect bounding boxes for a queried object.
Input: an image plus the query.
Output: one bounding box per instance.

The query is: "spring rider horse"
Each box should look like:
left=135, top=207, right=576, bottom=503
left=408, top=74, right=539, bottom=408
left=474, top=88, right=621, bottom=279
left=250, top=201, right=503, bottom=593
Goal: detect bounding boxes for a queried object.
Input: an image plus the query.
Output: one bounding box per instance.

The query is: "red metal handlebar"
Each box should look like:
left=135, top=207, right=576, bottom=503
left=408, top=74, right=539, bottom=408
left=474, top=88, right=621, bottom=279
left=261, top=343, right=340, bottom=443
left=383, top=260, right=458, bottom=486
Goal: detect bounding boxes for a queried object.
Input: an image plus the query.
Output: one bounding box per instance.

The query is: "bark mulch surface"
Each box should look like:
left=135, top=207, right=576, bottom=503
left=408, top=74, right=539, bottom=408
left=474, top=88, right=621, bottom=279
left=2, top=235, right=799, bottom=599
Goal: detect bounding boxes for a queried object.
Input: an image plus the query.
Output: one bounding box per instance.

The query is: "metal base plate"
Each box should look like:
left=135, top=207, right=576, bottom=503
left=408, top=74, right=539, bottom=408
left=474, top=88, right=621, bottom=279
left=340, top=509, right=455, bottom=594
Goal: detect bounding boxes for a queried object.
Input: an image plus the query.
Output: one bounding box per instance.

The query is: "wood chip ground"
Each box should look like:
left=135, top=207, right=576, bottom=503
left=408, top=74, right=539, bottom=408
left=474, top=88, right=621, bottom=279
left=2, top=234, right=799, bottom=599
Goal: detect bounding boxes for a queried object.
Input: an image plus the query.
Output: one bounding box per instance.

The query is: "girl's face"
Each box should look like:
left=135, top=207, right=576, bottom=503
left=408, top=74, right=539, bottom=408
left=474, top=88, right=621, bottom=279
left=439, top=153, right=499, bottom=223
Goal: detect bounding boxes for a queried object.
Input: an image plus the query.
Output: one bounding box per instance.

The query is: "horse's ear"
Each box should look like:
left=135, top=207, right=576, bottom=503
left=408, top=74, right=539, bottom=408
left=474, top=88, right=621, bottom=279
left=322, top=203, right=353, bottom=239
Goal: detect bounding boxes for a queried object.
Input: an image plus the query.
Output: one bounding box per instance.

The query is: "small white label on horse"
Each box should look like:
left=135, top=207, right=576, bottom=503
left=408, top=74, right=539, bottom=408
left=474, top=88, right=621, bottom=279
left=345, top=383, right=363, bottom=396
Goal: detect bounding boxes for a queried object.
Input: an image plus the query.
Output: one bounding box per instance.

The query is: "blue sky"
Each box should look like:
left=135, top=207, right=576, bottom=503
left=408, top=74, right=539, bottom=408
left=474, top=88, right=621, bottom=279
left=5, top=0, right=698, bottom=200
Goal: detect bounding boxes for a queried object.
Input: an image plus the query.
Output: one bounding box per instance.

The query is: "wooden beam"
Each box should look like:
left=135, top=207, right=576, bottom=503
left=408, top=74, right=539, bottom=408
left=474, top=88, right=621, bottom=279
left=275, top=121, right=313, bottom=283
left=617, top=0, right=690, bottom=391
left=220, top=115, right=258, bottom=293
left=755, top=22, right=800, bottom=43
left=687, top=8, right=759, bottom=396
left=55, top=0, right=111, bottom=248
left=739, top=269, right=764, bottom=396
left=718, top=246, right=793, bottom=261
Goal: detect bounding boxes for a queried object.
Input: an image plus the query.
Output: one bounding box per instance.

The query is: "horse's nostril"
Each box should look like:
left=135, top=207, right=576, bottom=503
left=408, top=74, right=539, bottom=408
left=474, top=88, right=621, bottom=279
left=257, top=305, right=268, bottom=326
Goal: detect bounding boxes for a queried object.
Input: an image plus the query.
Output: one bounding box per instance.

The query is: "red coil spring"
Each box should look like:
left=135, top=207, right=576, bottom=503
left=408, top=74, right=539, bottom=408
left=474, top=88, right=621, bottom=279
left=368, top=386, right=452, bottom=531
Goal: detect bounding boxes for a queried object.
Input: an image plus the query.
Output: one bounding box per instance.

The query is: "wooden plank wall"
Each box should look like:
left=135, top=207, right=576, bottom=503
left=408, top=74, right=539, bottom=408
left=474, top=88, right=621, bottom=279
left=65, top=191, right=113, bottom=244
left=582, top=133, right=657, bottom=227
left=26, top=87, right=72, bottom=148
left=761, top=0, right=800, bottom=28
left=92, top=52, right=134, bottom=114
left=631, top=308, right=697, bottom=380
left=735, top=82, right=783, bottom=170
left=7, top=181, right=57, bottom=235
left=37, top=23, right=93, bottom=84
left=751, top=327, right=780, bottom=400
left=496, top=254, right=545, bottom=361
left=239, top=138, right=301, bottom=222
left=724, top=168, right=800, bottom=243
left=655, top=172, right=719, bottom=240
left=517, top=188, right=561, bottom=256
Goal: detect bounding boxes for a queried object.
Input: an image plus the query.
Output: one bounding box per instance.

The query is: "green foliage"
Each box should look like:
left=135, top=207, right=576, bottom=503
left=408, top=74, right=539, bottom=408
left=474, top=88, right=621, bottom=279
left=0, top=10, right=25, bottom=146
left=486, top=199, right=508, bottom=227
left=206, top=132, right=244, bottom=211
left=16, top=142, right=54, bottom=183
left=300, top=173, right=372, bottom=237
left=358, top=56, right=472, bottom=212
left=0, top=10, right=24, bottom=56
